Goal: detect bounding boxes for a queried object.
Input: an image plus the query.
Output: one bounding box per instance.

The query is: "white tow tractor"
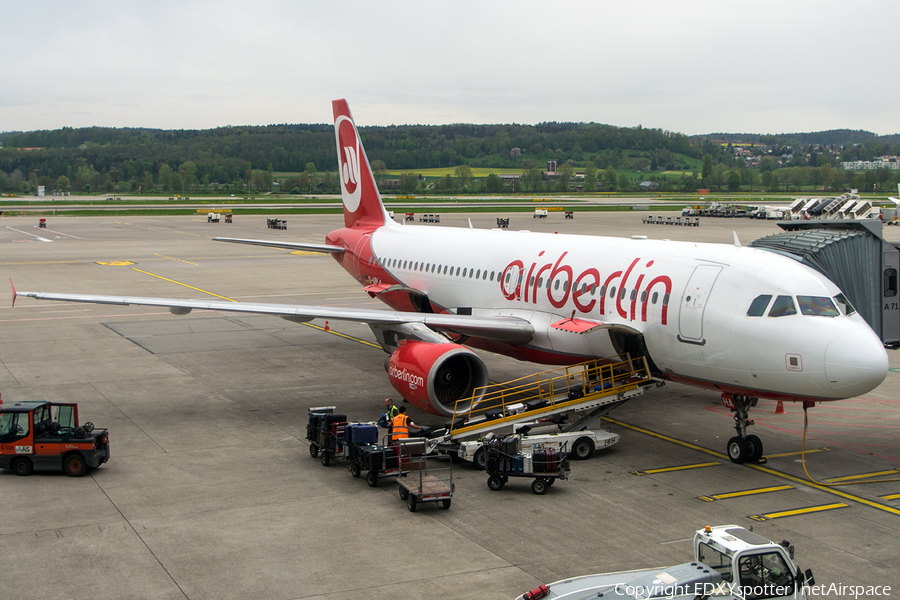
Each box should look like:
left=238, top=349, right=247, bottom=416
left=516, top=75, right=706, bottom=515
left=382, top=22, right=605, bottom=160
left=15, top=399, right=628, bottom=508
left=516, top=524, right=816, bottom=600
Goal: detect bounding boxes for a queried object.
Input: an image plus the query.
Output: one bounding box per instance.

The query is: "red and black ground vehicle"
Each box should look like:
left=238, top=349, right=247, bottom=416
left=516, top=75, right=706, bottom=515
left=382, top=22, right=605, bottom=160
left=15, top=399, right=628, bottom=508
left=0, top=400, right=110, bottom=477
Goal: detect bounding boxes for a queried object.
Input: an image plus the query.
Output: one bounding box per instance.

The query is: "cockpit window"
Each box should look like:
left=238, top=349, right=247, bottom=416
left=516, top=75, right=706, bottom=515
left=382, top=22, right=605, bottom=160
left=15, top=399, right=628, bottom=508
left=833, top=293, right=856, bottom=316
left=797, top=296, right=840, bottom=317
left=768, top=295, right=797, bottom=317
left=747, top=294, right=772, bottom=317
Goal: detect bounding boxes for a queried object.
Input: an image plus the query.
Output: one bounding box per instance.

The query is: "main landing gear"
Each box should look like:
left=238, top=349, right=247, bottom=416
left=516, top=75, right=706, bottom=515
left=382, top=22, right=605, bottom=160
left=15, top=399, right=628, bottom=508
left=722, top=393, right=764, bottom=464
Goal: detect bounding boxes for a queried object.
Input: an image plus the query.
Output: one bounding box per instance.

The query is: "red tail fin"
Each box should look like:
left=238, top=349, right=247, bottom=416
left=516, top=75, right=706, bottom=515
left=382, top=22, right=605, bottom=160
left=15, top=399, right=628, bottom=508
left=333, top=99, right=389, bottom=229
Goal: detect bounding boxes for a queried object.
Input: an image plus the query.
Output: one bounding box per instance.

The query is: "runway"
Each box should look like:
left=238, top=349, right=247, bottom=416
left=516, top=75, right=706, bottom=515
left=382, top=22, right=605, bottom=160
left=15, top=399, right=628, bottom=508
left=2, top=211, right=899, bottom=599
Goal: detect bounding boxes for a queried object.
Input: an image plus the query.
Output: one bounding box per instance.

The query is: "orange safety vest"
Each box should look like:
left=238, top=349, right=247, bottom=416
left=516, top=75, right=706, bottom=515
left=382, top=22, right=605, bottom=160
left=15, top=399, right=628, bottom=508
left=391, top=413, right=410, bottom=441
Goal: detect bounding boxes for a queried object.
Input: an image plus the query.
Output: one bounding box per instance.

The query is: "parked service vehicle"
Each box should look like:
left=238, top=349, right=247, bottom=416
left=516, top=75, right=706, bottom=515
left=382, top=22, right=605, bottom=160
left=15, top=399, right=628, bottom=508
left=515, top=524, right=815, bottom=600
left=459, top=427, right=619, bottom=469
left=0, top=399, right=110, bottom=477
left=534, top=209, right=548, bottom=218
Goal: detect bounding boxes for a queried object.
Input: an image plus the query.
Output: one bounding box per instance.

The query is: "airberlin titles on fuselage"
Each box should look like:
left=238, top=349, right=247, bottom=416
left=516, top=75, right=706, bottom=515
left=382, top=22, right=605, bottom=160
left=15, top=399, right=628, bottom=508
left=499, top=251, right=672, bottom=323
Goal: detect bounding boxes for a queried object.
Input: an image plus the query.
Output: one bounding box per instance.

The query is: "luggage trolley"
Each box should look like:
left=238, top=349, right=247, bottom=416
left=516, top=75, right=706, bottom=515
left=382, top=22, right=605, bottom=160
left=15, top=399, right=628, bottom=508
left=354, top=438, right=404, bottom=487
left=485, top=434, right=570, bottom=495
left=396, top=438, right=454, bottom=512
left=306, top=407, right=349, bottom=466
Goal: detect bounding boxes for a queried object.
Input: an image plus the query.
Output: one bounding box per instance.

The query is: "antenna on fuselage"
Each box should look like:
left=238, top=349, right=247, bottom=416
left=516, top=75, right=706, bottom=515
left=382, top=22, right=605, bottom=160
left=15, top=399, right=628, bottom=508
left=733, top=231, right=742, bottom=248
left=468, top=218, right=473, bottom=229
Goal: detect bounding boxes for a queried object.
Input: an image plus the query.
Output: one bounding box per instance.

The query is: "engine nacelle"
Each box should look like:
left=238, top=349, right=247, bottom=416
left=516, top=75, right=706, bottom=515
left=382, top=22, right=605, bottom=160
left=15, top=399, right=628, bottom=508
left=387, top=341, right=489, bottom=417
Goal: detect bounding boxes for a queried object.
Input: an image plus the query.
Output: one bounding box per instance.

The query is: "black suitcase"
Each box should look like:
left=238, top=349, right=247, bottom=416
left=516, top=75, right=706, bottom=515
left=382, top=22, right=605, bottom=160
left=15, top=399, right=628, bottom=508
left=486, top=455, right=499, bottom=475
left=526, top=399, right=549, bottom=411
left=533, top=448, right=545, bottom=473
left=484, top=409, right=503, bottom=421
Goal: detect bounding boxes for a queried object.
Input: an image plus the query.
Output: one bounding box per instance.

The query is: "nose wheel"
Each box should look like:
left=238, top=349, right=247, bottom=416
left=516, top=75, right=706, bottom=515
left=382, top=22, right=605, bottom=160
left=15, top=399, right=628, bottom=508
left=723, top=394, right=765, bottom=464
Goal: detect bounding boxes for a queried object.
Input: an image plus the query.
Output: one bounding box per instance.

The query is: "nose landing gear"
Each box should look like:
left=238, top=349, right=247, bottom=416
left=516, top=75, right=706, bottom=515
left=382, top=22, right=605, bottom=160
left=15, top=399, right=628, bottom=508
left=722, top=393, right=765, bottom=464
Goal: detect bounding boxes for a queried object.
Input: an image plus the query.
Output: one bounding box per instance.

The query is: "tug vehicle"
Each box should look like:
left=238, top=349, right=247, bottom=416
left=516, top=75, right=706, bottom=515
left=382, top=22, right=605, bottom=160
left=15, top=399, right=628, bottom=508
left=0, top=399, right=110, bottom=477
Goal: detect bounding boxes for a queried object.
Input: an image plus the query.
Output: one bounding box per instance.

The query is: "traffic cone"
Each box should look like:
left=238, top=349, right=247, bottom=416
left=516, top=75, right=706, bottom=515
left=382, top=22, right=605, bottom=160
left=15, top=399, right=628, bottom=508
left=774, top=400, right=785, bottom=414
left=324, top=321, right=330, bottom=332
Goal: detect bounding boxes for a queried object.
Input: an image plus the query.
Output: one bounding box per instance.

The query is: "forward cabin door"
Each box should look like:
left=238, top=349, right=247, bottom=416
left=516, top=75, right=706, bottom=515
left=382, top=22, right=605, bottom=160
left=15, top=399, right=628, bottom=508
left=677, top=264, right=723, bottom=345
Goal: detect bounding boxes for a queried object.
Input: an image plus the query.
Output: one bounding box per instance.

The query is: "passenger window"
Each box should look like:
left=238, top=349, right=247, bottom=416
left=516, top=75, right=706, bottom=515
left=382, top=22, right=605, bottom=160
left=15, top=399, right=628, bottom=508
left=833, top=293, right=856, bottom=316
left=747, top=294, right=772, bottom=317
left=884, top=268, right=897, bottom=297
left=797, top=296, right=839, bottom=317
left=768, top=295, right=797, bottom=317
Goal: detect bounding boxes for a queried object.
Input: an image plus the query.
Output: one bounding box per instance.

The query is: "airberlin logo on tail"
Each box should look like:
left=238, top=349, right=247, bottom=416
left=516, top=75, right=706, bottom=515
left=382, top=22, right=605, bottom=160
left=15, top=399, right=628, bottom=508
left=336, top=115, right=362, bottom=213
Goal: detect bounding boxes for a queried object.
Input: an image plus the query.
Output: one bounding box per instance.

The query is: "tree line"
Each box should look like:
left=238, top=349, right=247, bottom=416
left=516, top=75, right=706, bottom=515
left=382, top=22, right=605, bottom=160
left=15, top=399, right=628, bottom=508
left=0, top=122, right=898, bottom=195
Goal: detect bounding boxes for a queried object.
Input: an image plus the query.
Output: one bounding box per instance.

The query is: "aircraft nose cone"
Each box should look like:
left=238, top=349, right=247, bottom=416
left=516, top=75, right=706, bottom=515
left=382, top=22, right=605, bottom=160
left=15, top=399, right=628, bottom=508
left=825, top=329, right=889, bottom=397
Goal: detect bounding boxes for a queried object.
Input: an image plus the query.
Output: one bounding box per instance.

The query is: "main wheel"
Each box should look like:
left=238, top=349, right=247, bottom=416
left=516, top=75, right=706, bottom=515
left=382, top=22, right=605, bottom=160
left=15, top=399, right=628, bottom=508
left=727, top=436, right=748, bottom=464
left=12, top=457, right=33, bottom=476
left=350, top=462, right=361, bottom=478
left=571, top=437, right=595, bottom=460
left=531, top=478, right=548, bottom=495
left=63, top=453, right=88, bottom=477
left=399, top=486, right=410, bottom=500
left=441, top=498, right=452, bottom=509
left=487, top=475, right=505, bottom=491
left=473, top=447, right=486, bottom=470
left=320, top=452, right=330, bottom=467
left=746, top=435, right=764, bottom=462
left=367, top=471, right=378, bottom=487
left=407, top=495, right=417, bottom=512
left=309, top=443, right=319, bottom=458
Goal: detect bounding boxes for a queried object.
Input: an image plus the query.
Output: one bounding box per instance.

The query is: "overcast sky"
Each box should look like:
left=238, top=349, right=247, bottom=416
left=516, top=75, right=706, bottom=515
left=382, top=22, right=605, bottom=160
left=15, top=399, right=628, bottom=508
left=4, top=1, right=899, bottom=136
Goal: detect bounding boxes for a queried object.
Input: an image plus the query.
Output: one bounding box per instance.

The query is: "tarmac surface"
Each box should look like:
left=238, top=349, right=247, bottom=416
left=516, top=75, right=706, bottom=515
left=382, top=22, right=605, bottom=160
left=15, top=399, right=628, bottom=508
left=2, top=211, right=899, bottom=600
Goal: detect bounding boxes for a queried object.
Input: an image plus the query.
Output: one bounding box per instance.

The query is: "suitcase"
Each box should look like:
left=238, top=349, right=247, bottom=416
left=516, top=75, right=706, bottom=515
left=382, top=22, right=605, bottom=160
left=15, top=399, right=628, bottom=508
left=486, top=455, right=499, bottom=475
left=526, top=399, right=549, bottom=411
left=523, top=454, right=533, bottom=473
left=511, top=454, right=524, bottom=474
left=352, top=423, right=378, bottom=445
left=545, top=448, right=559, bottom=472
left=383, top=446, right=399, bottom=470
left=444, top=417, right=467, bottom=430
left=533, top=448, right=546, bottom=473
left=484, top=409, right=503, bottom=421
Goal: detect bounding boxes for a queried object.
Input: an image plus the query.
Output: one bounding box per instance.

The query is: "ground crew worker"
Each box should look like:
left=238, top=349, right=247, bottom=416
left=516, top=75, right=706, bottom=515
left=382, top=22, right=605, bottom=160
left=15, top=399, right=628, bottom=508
left=391, top=406, right=421, bottom=442
left=383, top=397, right=399, bottom=437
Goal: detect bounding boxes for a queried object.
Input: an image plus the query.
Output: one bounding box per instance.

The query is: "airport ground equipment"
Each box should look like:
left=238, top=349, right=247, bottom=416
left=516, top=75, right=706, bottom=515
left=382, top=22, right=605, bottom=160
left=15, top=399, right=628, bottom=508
left=514, top=524, right=816, bottom=600
left=0, top=399, right=110, bottom=477
left=484, top=434, right=569, bottom=495
left=396, top=438, right=454, bottom=511
left=431, top=356, right=652, bottom=461
left=207, top=212, right=220, bottom=222
left=38, top=218, right=46, bottom=228
left=306, top=407, right=348, bottom=466
left=565, top=211, right=574, bottom=219
left=534, top=209, right=548, bottom=218
left=496, top=217, right=509, bottom=228
left=419, top=214, right=440, bottom=223
left=457, top=426, right=618, bottom=469
left=266, top=218, right=287, bottom=229
left=405, top=212, right=414, bottom=221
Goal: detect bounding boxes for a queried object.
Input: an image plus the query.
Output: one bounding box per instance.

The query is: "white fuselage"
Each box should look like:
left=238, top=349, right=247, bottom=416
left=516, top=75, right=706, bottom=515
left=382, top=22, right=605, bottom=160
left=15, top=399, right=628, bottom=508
left=360, top=223, right=887, bottom=402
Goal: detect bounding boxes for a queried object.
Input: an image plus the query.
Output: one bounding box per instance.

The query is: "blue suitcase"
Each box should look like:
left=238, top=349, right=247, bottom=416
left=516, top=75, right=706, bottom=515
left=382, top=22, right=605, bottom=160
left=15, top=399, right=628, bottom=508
left=352, top=423, right=378, bottom=445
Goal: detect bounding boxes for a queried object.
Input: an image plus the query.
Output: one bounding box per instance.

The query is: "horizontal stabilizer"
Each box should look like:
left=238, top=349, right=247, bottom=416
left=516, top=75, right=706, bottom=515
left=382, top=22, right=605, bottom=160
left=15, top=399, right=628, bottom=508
left=213, top=237, right=345, bottom=253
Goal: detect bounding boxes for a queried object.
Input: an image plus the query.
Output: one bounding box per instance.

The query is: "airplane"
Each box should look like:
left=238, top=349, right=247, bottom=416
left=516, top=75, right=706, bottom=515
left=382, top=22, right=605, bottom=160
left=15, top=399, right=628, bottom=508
left=12, top=99, right=889, bottom=464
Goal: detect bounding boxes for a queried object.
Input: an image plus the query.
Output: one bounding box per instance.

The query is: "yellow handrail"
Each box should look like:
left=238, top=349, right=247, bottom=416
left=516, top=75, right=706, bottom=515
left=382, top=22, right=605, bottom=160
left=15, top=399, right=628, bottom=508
left=450, top=356, right=651, bottom=434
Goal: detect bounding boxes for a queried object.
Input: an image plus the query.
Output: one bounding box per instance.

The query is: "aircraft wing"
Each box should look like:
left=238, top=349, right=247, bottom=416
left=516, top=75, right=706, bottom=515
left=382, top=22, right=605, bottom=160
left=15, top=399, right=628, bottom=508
left=12, top=289, right=534, bottom=344
left=212, top=237, right=346, bottom=253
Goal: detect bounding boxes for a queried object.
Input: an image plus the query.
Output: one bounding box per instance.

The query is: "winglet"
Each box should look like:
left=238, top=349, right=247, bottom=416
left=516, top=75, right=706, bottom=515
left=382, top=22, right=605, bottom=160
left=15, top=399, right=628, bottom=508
left=10, top=278, right=16, bottom=308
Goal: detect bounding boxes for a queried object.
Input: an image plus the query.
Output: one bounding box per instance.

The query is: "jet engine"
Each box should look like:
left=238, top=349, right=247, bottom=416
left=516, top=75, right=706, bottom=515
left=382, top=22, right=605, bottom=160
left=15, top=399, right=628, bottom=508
left=386, top=340, right=489, bottom=417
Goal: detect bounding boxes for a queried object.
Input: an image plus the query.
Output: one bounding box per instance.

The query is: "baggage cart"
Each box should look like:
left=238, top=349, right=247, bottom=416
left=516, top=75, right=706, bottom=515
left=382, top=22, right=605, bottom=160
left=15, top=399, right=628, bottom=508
left=485, top=435, right=570, bottom=495
left=396, top=438, right=454, bottom=511
left=354, top=437, right=404, bottom=487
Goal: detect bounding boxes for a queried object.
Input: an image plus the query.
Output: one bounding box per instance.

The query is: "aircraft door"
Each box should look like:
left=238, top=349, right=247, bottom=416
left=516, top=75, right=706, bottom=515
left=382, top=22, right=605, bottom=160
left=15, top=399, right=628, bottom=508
left=678, top=264, right=722, bottom=345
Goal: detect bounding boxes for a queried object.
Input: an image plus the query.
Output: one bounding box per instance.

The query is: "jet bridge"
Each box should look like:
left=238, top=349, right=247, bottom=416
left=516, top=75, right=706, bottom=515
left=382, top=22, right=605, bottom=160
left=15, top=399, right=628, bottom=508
left=749, top=219, right=900, bottom=346
left=439, top=356, right=655, bottom=442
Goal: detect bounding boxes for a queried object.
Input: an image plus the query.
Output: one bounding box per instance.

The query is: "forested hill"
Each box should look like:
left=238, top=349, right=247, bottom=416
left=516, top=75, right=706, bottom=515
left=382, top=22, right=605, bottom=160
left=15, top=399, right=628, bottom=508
left=0, top=121, right=698, bottom=178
